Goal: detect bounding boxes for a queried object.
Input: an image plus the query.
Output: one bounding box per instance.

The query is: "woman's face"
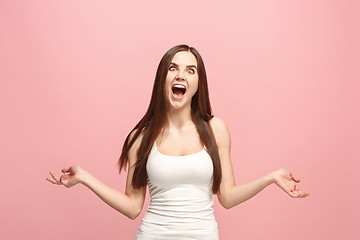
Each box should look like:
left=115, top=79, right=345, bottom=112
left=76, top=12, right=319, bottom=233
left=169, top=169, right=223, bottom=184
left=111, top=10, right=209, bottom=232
left=165, top=51, right=199, bottom=110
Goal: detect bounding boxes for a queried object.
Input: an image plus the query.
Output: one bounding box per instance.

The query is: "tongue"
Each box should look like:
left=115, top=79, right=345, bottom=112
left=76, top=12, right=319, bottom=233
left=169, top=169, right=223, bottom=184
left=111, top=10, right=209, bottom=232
left=173, top=89, right=184, bottom=97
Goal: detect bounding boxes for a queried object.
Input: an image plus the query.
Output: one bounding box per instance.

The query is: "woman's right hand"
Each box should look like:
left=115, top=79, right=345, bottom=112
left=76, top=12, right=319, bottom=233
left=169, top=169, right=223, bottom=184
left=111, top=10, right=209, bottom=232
left=46, top=166, right=85, bottom=188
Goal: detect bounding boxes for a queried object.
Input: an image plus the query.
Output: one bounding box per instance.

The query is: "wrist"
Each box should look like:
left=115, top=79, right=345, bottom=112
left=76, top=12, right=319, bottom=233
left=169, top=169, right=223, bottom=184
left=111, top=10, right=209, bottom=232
left=78, top=169, right=91, bottom=185
left=265, top=171, right=276, bottom=185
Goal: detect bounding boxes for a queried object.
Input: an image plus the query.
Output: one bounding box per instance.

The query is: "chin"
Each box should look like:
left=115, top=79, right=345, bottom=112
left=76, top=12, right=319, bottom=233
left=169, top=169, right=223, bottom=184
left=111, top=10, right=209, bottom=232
left=168, top=99, right=190, bottom=111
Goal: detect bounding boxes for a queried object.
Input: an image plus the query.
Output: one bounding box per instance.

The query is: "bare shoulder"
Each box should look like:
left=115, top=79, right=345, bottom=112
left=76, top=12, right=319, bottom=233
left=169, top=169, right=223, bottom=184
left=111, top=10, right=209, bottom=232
left=209, top=116, right=228, bottom=131
left=209, top=116, right=231, bottom=146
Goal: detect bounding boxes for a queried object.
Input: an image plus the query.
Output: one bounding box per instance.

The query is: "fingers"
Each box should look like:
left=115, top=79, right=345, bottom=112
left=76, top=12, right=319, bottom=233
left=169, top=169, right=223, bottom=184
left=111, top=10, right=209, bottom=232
left=62, top=167, right=71, bottom=173
left=294, top=191, right=310, bottom=198
left=46, top=171, right=63, bottom=185
left=290, top=172, right=300, bottom=183
left=299, top=192, right=310, bottom=198
left=59, top=174, right=68, bottom=186
left=275, top=170, right=309, bottom=198
left=289, top=189, right=311, bottom=198
left=286, top=180, right=310, bottom=198
left=46, top=177, right=57, bottom=184
left=290, top=173, right=310, bottom=197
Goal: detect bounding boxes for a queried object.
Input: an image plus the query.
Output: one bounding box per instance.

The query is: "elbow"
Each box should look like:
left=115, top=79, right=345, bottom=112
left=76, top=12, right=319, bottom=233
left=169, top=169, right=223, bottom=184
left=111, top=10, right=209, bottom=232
left=128, top=214, right=139, bottom=220
left=123, top=195, right=145, bottom=220
left=223, top=204, right=233, bottom=210
left=218, top=191, right=240, bottom=210
left=220, top=200, right=234, bottom=210
left=126, top=207, right=142, bottom=220
left=218, top=196, right=234, bottom=209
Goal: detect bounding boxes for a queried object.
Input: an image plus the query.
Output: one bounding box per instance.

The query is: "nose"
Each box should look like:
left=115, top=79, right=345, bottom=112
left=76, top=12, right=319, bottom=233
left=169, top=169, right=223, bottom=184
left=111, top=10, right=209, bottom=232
left=176, top=70, right=185, bottom=80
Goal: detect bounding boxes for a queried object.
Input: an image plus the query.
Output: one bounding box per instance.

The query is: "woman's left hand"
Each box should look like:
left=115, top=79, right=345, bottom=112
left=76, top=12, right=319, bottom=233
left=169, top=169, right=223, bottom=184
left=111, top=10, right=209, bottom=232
left=272, top=169, right=310, bottom=198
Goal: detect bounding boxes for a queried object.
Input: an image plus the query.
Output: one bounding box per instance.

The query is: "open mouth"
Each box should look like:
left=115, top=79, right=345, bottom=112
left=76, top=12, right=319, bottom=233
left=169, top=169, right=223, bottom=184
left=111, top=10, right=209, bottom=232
left=172, top=84, right=186, bottom=98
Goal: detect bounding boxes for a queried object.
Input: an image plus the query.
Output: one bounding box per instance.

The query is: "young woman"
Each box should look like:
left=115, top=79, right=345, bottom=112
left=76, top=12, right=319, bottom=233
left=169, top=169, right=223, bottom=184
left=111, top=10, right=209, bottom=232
left=47, top=45, right=310, bottom=239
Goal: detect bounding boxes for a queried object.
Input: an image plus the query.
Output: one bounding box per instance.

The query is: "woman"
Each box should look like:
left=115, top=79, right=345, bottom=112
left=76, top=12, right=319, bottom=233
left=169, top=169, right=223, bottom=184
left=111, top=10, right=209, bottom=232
left=47, top=45, right=310, bottom=239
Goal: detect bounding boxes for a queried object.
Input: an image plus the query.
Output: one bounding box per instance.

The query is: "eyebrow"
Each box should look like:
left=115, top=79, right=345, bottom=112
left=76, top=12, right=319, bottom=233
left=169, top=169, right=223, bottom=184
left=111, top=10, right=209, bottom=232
left=170, top=62, right=197, bottom=69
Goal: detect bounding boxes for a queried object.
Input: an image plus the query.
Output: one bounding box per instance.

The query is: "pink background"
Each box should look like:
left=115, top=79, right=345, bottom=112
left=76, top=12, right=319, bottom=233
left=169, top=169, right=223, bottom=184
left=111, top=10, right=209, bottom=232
left=1, top=0, right=359, bottom=239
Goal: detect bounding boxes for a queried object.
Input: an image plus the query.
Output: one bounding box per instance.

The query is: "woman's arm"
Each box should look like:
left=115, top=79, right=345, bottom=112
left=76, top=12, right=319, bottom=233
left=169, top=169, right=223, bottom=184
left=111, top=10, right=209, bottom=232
left=210, top=117, right=310, bottom=209
left=46, top=132, right=146, bottom=219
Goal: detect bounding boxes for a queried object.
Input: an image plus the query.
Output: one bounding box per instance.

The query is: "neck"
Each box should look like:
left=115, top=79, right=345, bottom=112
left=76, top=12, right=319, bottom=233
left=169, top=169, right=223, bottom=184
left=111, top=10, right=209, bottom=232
left=165, top=105, right=193, bottom=130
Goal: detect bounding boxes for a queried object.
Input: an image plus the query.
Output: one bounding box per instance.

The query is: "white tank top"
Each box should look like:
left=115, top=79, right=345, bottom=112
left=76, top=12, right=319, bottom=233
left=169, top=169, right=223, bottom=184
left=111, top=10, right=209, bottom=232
left=136, top=142, right=219, bottom=240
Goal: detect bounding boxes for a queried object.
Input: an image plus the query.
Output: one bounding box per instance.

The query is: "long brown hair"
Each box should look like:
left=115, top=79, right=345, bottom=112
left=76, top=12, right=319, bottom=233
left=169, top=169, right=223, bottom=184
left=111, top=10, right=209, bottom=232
left=118, top=45, right=222, bottom=193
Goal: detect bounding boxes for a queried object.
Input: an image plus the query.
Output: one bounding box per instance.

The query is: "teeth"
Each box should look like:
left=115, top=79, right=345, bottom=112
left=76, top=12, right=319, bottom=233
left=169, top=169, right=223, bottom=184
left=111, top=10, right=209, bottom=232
left=173, top=84, right=185, bottom=89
